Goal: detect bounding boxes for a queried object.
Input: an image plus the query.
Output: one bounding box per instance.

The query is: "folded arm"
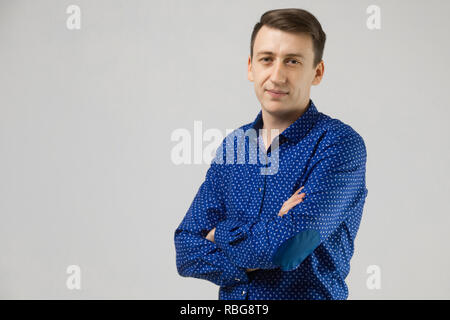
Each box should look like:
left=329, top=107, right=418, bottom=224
left=174, top=159, right=249, bottom=287
left=214, top=133, right=368, bottom=271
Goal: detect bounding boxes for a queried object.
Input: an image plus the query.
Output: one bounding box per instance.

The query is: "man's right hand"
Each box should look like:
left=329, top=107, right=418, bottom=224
left=245, top=186, right=306, bottom=273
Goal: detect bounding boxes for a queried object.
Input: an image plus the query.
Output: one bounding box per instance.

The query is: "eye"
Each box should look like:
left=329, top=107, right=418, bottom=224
left=260, top=57, right=300, bottom=65
left=287, top=59, right=300, bottom=65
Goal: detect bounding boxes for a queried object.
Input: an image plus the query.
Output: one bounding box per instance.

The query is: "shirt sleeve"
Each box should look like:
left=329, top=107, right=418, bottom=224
left=214, top=132, right=368, bottom=271
left=174, top=148, right=249, bottom=287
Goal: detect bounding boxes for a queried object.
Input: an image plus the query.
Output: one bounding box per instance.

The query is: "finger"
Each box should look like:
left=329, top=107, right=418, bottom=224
left=278, top=205, right=289, bottom=216
left=282, top=188, right=304, bottom=206
left=282, top=194, right=306, bottom=212
left=280, top=198, right=294, bottom=211
left=279, top=191, right=306, bottom=216
left=293, top=186, right=305, bottom=195
left=285, top=192, right=305, bottom=207
left=284, top=201, right=303, bottom=214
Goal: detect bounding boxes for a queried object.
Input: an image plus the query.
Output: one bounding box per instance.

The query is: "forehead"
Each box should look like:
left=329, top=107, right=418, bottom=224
left=253, top=25, right=314, bottom=57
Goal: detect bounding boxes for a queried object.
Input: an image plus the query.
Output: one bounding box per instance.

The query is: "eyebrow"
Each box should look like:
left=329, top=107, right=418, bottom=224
left=256, top=51, right=305, bottom=59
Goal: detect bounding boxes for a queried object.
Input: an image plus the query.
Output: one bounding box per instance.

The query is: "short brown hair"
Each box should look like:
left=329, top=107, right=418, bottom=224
left=250, top=8, right=326, bottom=67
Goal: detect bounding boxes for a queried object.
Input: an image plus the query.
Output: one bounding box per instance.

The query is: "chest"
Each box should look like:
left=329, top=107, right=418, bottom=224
left=220, top=139, right=316, bottom=221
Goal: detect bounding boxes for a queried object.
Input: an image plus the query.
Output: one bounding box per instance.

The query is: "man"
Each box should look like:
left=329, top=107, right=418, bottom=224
left=174, top=8, right=368, bottom=300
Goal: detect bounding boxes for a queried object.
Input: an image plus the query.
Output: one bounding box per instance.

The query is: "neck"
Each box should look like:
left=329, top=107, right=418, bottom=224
left=260, top=100, right=310, bottom=150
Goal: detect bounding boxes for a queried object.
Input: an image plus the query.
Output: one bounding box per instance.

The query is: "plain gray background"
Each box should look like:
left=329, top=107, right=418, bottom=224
left=1, top=0, right=449, bottom=299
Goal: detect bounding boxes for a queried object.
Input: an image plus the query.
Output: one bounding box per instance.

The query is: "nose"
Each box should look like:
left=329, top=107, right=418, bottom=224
left=270, top=59, right=287, bottom=84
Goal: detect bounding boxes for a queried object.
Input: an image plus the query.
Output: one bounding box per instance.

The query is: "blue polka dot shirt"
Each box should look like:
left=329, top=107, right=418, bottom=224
left=174, top=99, right=368, bottom=300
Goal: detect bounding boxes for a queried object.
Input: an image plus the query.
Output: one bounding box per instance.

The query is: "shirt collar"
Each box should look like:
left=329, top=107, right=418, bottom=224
left=250, top=99, right=319, bottom=145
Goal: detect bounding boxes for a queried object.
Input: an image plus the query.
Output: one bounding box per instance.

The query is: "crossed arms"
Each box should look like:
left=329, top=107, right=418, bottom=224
left=205, top=186, right=306, bottom=273
left=174, top=132, right=367, bottom=286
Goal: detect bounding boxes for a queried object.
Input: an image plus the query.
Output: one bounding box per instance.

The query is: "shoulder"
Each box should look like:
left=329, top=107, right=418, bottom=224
left=313, top=113, right=367, bottom=163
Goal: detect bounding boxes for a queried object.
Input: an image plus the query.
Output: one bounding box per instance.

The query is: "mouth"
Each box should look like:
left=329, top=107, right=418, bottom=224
left=266, top=89, right=288, bottom=98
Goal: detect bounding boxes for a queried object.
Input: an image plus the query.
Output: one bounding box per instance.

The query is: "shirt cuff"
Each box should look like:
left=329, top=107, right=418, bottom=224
left=221, top=263, right=250, bottom=287
left=215, top=219, right=247, bottom=251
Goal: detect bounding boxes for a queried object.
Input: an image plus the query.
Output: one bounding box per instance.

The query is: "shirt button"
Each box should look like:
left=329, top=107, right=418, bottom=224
left=258, top=187, right=262, bottom=192
left=235, top=278, right=240, bottom=282
left=242, top=290, right=246, bottom=295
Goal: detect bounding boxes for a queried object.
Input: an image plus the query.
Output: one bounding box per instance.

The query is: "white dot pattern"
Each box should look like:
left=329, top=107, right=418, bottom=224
left=174, top=100, right=368, bottom=300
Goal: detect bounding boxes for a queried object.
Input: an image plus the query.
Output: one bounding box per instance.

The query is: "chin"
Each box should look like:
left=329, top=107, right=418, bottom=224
left=262, top=101, right=288, bottom=114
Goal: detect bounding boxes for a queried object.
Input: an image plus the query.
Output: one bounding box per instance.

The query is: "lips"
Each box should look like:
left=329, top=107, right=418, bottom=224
left=266, top=89, right=288, bottom=94
left=266, top=89, right=288, bottom=98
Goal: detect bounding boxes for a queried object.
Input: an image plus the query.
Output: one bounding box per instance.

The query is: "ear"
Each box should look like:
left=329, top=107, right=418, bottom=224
left=247, top=55, right=254, bottom=82
left=312, top=60, right=324, bottom=86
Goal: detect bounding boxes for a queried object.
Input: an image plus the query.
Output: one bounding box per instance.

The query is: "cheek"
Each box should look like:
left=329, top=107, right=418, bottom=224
left=293, top=76, right=310, bottom=91
left=255, top=79, right=266, bottom=92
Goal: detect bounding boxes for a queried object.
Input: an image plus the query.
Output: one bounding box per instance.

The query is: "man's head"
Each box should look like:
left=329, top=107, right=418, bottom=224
left=248, top=8, right=326, bottom=116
